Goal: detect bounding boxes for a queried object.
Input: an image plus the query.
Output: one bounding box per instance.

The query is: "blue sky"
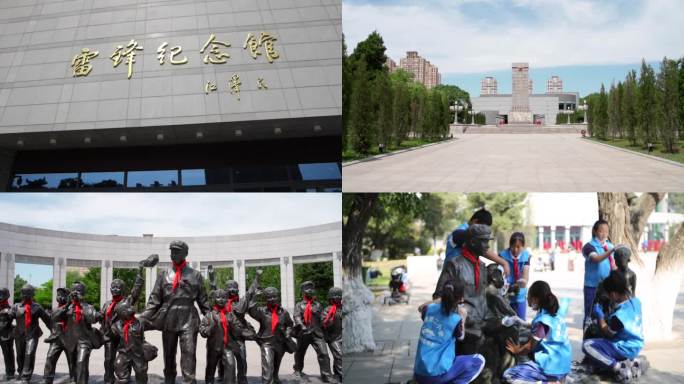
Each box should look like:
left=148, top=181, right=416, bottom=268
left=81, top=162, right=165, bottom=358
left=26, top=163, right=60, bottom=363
left=344, top=0, right=684, bottom=97
left=2, top=193, right=341, bottom=285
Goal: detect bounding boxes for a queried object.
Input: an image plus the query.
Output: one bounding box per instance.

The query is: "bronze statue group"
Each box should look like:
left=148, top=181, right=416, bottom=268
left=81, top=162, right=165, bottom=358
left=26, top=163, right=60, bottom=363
left=0, top=240, right=343, bottom=384
left=412, top=209, right=646, bottom=384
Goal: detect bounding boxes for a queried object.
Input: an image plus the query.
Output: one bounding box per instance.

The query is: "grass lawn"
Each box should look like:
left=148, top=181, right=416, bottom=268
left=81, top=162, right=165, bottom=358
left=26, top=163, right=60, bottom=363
left=363, top=258, right=408, bottom=290
left=343, top=137, right=452, bottom=162
left=588, top=137, right=684, bottom=164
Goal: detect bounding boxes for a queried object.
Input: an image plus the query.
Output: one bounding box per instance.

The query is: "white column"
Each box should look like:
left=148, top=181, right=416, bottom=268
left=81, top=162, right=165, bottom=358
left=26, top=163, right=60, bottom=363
left=538, top=227, right=544, bottom=249
left=52, top=257, right=67, bottom=308
left=333, top=251, right=342, bottom=288
left=145, top=265, right=158, bottom=304
left=0, top=253, right=15, bottom=301
left=550, top=226, right=557, bottom=249
left=235, top=260, right=246, bottom=293
left=664, top=223, right=670, bottom=242
left=101, top=260, right=113, bottom=307
left=564, top=226, right=570, bottom=248
left=280, top=256, right=295, bottom=312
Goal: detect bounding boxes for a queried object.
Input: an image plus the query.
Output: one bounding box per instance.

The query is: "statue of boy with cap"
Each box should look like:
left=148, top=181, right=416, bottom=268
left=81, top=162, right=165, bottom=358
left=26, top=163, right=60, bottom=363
left=12, top=284, right=51, bottom=384
left=140, top=240, right=211, bottom=384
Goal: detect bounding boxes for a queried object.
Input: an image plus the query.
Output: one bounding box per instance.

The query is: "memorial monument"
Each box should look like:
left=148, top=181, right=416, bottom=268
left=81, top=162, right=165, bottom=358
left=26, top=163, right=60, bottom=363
left=509, top=62, right=533, bottom=123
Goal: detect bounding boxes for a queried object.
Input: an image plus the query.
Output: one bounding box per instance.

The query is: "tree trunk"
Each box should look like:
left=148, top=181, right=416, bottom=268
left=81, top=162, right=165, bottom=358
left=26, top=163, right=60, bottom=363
left=342, top=194, right=378, bottom=353
left=597, top=193, right=643, bottom=265
left=598, top=192, right=684, bottom=341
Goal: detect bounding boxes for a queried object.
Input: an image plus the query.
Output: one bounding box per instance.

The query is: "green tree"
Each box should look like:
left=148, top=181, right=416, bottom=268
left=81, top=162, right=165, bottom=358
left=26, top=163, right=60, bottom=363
left=638, top=59, right=658, bottom=147
left=622, top=70, right=639, bottom=145
left=390, top=73, right=411, bottom=145
left=348, top=59, right=376, bottom=154
left=113, top=268, right=147, bottom=311
left=294, top=262, right=334, bottom=303
left=410, top=85, right=427, bottom=138
left=608, top=82, right=620, bottom=139
left=342, top=35, right=352, bottom=153
left=34, top=279, right=53, bottom=309
left=593, top=84, right=609, bottom=139
left=350, top=31, right=387, bottom=73
left=373, top=70, right=394, bottom=148
left=679, top=57, right=684, bottom=139
left=66, top=267, right=101, bottom=306
left=246, top=265, right=280, bottom=305
left=13, top=275, right=28, bottom=303
left=465, top=193, right=527, bottom=250
left=658, top=57, right=680, bottom=153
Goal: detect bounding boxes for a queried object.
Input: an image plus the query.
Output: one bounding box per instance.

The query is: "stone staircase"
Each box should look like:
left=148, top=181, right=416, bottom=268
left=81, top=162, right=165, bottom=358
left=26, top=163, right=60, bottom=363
left=451, top=124, right=585, bottom=134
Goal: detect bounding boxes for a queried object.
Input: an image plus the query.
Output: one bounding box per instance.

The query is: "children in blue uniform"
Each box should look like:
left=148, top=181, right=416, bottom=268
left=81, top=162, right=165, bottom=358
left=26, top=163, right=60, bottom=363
left=414, top=282, right=485, bottom=384
left=499, top=232, right=530, bottom=319
left=582, top=219, right=615, bottom=324
left=582, top=271, right=644, bottom=382
left=444, top=208, right=510, bottom=276
left=503, top=280, right=572, bottom=384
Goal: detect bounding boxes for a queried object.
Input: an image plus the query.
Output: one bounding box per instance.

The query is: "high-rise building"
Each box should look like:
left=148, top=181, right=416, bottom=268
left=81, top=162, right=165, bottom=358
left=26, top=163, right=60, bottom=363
left=481, top=76, right=498, bottom=95
left=396, top=51, right=441, bottom=88
left=386, top=57, right=397, bottom=71
left=547, top=76, right=563, bottom=93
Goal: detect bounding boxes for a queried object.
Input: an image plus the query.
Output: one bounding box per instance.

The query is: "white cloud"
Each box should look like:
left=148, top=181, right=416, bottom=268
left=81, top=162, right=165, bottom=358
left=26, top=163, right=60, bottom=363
left=0, top=193, right=341, bottom=236
left=343, top=0, right=684, bottom=73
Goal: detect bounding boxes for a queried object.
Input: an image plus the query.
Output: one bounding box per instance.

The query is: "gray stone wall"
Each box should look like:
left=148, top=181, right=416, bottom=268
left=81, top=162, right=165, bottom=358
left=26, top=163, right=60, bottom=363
left=0, top=0, right=341, bottom=135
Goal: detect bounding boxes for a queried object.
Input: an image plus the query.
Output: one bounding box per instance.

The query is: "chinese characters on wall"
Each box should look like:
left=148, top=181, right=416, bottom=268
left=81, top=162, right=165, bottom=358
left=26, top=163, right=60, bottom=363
left=70, top=32, right=280, bottom=98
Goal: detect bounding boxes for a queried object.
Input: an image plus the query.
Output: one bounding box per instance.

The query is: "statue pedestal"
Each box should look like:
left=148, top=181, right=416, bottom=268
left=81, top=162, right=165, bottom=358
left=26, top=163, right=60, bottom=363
left=508, top=111, right=533, bottom=124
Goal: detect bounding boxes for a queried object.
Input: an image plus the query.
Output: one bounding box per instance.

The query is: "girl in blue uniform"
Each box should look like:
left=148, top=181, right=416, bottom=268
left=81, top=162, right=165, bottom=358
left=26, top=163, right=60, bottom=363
left=503, top=280, right=572, bottom=384
left=499, top=232, right=530, bottom=319
left=582, top=271, right=644, bottom=382
left=414, top=281, right=485, bottom=384
left=582, top=219, right=615, bottom=325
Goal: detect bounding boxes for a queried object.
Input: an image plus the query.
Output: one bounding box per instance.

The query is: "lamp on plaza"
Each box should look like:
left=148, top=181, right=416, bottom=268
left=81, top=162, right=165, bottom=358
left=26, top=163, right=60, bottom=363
left=578, top=101, right=588, bottom=124
left=453, top=101, right=465, bottom=124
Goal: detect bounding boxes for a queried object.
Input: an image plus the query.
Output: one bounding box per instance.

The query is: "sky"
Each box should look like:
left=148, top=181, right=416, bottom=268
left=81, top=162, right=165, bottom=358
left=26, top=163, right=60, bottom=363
left=3, top=193, right=341, bottom=285
left=343, top=0, right=684, bottom=97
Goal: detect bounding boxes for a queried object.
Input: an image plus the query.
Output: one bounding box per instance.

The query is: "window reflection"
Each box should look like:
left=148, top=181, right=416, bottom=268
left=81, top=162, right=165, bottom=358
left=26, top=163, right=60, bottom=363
left=127, top=170, right=178, bottom=188
left=296, top=162, right=341, bottom=181
left=12, top=173, right=79, bottom=190
left=80, top=172, right=124, bottom=188
left=181, top=169, right=206, bottom=186
left=233, top=165, right=288, bottom=183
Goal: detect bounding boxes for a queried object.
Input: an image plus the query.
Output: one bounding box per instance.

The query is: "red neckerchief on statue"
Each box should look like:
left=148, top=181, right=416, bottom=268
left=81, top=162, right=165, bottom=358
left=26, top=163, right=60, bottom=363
left=303, top=297, right=314, bottom=326
left=268, top=303, right=279, bottom=333
left=23, top=299, right=32, bottom=329
left=72, top=300, right=82, bottom=323
left=214, top=304, right=229, bottom=346
left=106, top=295, right=123, bottom=320
left=461, top=247, right=480, bottom=291
left=123, top=317, right=135, bottom=344
left=603, top=243, right=616, bottom=270
left=225, top=295, right=238, bottom=313
left=323, top=302, right=340, bottom=328
left=172, top=260, right=187, bottom=292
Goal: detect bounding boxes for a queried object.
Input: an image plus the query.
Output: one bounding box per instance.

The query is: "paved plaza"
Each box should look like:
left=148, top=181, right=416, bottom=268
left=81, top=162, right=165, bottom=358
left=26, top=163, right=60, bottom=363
left=343, top=254, right=684, bottom=384
left=0, top=316, right=327, bottom=384
left=342, top=134, right=684, bottom=192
